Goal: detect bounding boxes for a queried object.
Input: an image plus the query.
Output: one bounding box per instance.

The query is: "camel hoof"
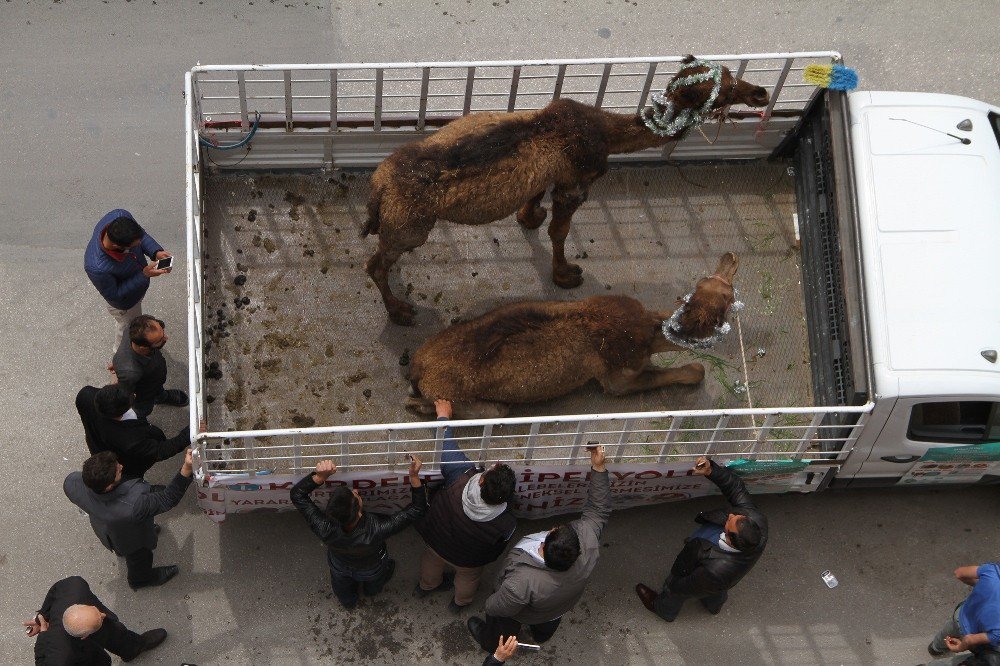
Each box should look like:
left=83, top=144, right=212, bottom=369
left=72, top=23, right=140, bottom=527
left=553, top=264, right=584, bottom=289
left=404, top=396, right=434, bottom=414
left=517, top=207, right=547, bottom=230
left=388, top=304, right=416, bottom=326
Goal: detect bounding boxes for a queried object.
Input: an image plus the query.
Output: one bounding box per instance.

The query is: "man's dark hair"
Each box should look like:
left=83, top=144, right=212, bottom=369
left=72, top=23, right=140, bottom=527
left=82, top=451, right=119, bottom=493
left=128, top=315, right=163, bottom=347
left=106, top=216, right=143, bottom=246
left=325, top=487, right=361, bottom=527
left=543, top=526, right=581, bottom=572
left=729, top=516, right=762, bottom=553
left=94, top=384, right=132, bottom=418
left=480, top=464, right=516, bottom=505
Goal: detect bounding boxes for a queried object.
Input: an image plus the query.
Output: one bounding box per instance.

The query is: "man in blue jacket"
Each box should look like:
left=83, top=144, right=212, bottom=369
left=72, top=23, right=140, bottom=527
left=84, top=209, right=173, bottom=350
left=927, top=563, right=1000, bottom=664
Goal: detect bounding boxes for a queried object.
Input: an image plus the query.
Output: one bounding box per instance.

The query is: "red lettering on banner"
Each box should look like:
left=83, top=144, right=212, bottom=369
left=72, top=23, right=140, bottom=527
left=381, top=477, right=400, bottom=487
left=537, top=473, right=561, bottom=483
left=634, top=471, right=661, bottom=480
left=611, top=471, right=633, bottom=481
left=353, top=480, right=376, bottom=490
left=564, top=471, right=582, bottom=481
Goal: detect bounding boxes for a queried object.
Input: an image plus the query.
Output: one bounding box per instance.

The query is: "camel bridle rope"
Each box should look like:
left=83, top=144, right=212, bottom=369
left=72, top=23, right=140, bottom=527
left=642, top=58, right=725, bottom=138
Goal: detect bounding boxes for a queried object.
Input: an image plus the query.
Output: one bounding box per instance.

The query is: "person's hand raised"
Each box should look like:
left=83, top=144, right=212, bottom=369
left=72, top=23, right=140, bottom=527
left=586, top=444, right=606, bottom=472
left=313, top=460, right=337, bottom=483
left=692, top=456, right=712, bottom=476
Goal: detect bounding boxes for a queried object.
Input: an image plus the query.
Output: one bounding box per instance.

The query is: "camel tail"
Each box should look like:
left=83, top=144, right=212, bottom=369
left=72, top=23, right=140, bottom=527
left=361, top=186, right=383, bottom=238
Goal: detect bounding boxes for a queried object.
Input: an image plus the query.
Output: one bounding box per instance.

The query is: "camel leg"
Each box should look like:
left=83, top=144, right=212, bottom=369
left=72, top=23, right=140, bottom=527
left=404, top=395, right=436, bottom=415
left=600, top=362, right=706, bottom=396
left=364, top=219, right=434, bottom=326
left=453, top=400, right=510, bottom=419
left=548, top=184, right=588, bottom=288
left=516, top=190, right=548, bottom=230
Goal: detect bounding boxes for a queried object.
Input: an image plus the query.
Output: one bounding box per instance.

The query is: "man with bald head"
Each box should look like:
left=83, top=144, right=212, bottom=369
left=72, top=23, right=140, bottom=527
left=25, top=576, right=166, bottom=664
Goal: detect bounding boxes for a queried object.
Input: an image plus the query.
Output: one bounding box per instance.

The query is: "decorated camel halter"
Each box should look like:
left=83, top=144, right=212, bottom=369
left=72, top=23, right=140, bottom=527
left=642, top=58, right=725, bottom=138
left=661, top=276, right=745, bottom=350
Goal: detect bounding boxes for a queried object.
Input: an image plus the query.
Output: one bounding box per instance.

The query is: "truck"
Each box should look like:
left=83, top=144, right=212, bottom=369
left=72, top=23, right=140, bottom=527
left=183, top=52, right=1000, bottom=522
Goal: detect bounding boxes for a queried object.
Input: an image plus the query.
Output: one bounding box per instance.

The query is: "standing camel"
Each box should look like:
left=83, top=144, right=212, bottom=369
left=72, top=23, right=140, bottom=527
left=363, top=56, right=768, bottom=325
left=405, top=253, right=740, bottom=418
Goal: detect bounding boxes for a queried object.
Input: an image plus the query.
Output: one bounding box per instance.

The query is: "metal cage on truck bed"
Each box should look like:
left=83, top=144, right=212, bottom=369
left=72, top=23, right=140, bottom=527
left=184, top=52, right=876, bottom=520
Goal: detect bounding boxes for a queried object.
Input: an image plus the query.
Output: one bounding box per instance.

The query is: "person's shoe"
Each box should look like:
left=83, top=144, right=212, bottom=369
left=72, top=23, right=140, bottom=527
left=382, top=558, right=396, bottom=587
left=927, top=642, right=948, bottom=657
left=448, top=599, right=468, bottom=614
left=129, top=565, right=179, bottom=591
left=467, top=616, right=486, bottom=646
left=700, top=598, right=724, bottom=615
left=156, top=389, right=189, bottom=407
left=635, top=583, right=658, bottom=613
left=122, top=629, right=168, bottom=661
left=413, top=574, right=454, bottom=598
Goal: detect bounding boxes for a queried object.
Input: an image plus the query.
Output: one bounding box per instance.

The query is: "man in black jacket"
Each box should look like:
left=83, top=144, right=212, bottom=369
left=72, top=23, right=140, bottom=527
left=76, top=384, right=189, bottom=480
left=290, top=456, right=428, bottom=609
left=415, top=399, right=517, bottom=613
left=635, top=456, right=768, bottom=620
left=25, top=576, right=167, bottom=664
left=64, top=449, right=193, bottom=590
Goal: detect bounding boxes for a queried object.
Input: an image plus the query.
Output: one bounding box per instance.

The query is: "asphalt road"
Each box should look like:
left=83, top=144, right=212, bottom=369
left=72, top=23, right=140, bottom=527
left=1, top=1, right=997, bottom=664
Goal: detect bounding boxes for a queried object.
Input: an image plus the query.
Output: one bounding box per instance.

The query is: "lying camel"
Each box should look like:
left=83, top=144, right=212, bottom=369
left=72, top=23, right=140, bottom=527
left=363, top=56, right=767, bottom=325
left=406, top=253, right=739, bottom=418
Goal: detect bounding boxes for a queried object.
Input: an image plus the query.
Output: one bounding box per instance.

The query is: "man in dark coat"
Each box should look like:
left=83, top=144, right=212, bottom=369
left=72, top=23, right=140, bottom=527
left=635, top=456, right=769, bottom=620
left=75, top=384, right=189, bottom=480
left=290, top=456, right=428, bottom=609
left=111, top=314, right=188, bottom=419
left=25, top=576, right=167, bottom=664
left=64, top=449, right=193, bottom=590
left=415, top=399, right=517, bottom=612
left=468, top=445, right=610, bottom=652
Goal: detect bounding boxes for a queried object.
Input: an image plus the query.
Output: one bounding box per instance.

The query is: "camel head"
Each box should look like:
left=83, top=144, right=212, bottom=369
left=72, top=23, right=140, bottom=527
left=642, top=56, right=769, bottom=138
left=665, top=253, right=741, bottom=347
left=671, top=55, right=770, bottom=110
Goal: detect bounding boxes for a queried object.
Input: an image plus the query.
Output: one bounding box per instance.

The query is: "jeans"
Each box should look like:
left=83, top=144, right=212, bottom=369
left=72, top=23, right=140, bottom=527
left=124, top=548, right=154, bottom=586
left=653, top=575, right=728, bottom=621
left=419, top=547, right=483, bottom=607
left=107, top=302, right=142, bottom=353
left=928, top=604, right=976, bottom=665
left=479, top=614, right=562, bottom=651
left=328, top=551, right=395, bottom=608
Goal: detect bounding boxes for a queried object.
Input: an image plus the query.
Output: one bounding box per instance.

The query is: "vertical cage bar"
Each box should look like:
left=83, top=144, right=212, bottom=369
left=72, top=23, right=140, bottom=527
left=387, top=430, right=398, bottom=472
left=507, top=66, right=521, bottom=112
left=463, top=66, right=475, bottom=114
left=762, top=58, right=793, bottom=121
left=636, top=61, right=658, bottom=113
left=795, top=414, right=825, bottom=457
left=339, top=433, right=349, bottom=469
left=417, top=67, right=430, bottom=131
left=478, top=424, right=493, bottom=465
left=244, top=436, right=256, bottom=477
left=374, top=68, right=384, bottom=131
left=292, top=434, right=302, bottom=473
left=433, top=425, right=445, bottom=469
left=704, top=415, right=731, bottom=457
left=523, top=422, right=541, bottom=464
left=329, top=69, right=338, bottom=130
left=752, top=413, right=778, bottom=456
left=237, top=72, right=249, bottom=131
left=568, top=421, right=587, bottom=464
left=283, top=70, right=293, bottom=131
left=656, top=417, right=680, bottom=463
left=613, top=419, right=633, bottom=463
left=552, top=64, right=567, bottom=100
left=734, top=60, right=748, bottom=79
left=594, top=63, right=613, bottom=108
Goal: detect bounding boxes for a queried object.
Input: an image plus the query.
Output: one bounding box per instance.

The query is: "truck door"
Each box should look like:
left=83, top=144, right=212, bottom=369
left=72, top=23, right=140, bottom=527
left=856, top=398, right=1000, bottom=482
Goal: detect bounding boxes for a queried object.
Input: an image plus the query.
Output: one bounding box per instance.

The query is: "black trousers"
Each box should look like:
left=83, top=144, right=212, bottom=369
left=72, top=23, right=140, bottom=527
left=90, top=612, right=147, bottom=661
left=479, top=614, right=562, bottom=651
left=653, top=578, right=728, bottom=621
left=125, top=547, right=154, bottom=585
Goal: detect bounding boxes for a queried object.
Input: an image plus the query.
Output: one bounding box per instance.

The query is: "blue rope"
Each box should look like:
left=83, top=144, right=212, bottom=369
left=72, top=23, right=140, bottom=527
left=199, top=111, right=260, bottom=150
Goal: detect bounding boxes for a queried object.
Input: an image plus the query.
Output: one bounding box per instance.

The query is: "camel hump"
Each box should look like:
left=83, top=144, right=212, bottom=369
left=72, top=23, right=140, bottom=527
left=476, top=308, right=556, bottom=359
left=441, top=117, right=542, bottom=172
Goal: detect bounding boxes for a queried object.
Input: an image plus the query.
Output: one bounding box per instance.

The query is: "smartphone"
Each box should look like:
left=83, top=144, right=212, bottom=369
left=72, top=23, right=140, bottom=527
left=155, top=256, right=173, bottom=270
left=516, top=642, right=541, bottom=652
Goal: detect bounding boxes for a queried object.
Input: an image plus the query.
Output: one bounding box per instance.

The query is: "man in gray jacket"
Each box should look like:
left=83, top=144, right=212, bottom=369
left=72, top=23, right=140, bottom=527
left=64, top=448, right=193, bottom=590
left=468, top=445, right=611, bottom=651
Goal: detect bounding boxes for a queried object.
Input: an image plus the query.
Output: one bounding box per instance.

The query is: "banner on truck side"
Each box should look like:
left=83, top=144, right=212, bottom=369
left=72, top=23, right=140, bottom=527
left=196, top=459, right=821, bottom=523
left=897, top=442, right=1000, bottom=486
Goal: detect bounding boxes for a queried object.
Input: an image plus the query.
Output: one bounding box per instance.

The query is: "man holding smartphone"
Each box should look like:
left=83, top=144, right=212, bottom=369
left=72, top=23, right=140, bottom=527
left=469, top=445, right=610, bottom=652
left=290, top=456, right=428, bottom=609
left=634, top=456, right=768, bottom=621
left=84, top=209, right=173, bottom=351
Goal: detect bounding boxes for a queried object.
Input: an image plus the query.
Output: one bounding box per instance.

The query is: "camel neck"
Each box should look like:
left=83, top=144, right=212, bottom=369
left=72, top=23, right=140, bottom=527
left=599, top=108, right=675, bottom=155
